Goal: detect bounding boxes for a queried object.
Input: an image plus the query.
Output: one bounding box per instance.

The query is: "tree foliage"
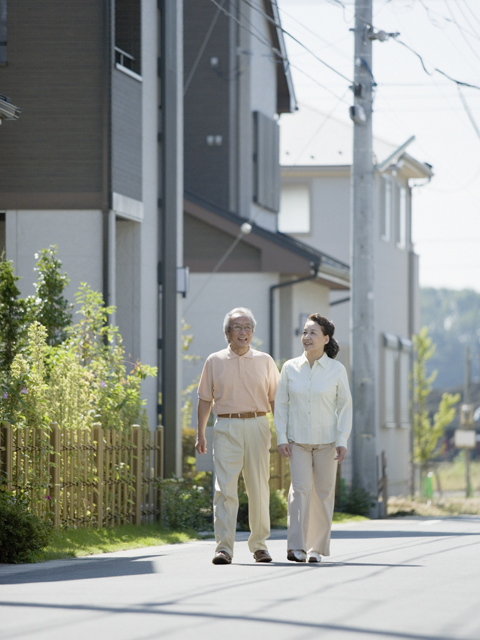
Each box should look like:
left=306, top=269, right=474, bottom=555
left=421, top=287, right=480, bottom=389
left=0, top=254, right=29, bottom=371
left=30, top=245, right=73, bottom=346
left=413, top=327, right=460, bottom=471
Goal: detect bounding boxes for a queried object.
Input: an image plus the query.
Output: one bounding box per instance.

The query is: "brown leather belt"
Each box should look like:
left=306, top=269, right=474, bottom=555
left=217, top=412, right=267, bottom=419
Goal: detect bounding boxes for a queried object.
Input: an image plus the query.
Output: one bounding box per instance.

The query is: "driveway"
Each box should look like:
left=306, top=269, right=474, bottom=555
left=1, top=517, right=479, bottom=640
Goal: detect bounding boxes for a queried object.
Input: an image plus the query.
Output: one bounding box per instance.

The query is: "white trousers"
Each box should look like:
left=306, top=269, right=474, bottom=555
left=287, top=442, right=337, bottom=556
left=212, top=416, right=271, bottom=558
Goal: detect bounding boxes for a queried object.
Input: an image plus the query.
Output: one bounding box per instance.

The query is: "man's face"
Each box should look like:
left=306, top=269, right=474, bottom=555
left=225, top=314, right=254, bottom=350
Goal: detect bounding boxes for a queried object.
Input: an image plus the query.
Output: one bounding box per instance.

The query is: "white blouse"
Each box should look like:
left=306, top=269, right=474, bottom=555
left=274, top=352, right=352, bottom=448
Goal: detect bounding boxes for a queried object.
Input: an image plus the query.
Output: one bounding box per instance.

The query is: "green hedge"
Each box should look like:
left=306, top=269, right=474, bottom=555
left=0, top=490, right=52, bottom=563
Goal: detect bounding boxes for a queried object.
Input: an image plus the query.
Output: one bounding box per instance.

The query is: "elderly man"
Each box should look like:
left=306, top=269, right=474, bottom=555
left=195, top=307, right=279, bottom=565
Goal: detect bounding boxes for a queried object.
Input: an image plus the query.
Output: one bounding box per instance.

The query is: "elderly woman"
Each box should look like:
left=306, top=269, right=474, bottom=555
left=274, top=314, right=352, bottom=563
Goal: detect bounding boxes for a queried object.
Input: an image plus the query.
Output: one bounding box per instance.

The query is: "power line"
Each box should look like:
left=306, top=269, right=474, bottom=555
left=184, top=0, right=226, bottom=95
left=457, top=86, right=480, bottom=142
left=238, top=0, right=354, bottom=83
left=292, top=90, right=350, bottom=164
left=206, top=0, right=353, bottom=102
left=391, top=36, right=480, bottom=91
left=443, top=0, right=480, bottom=65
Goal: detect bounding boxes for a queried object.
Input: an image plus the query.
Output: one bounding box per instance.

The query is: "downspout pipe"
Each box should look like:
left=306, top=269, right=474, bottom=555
left=269, top=261, right=320, bottom=358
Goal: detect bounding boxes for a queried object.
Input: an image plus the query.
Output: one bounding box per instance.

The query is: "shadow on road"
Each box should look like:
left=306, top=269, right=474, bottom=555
left=0, top=554, right=161, bottom=585
left=0, top=599, right=458, bottom=640
left=332, top=530, right=479, bottom=539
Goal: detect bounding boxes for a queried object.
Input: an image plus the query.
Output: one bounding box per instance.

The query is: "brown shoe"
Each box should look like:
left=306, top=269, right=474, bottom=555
left=212, top=550, right=232, bottom=565
left=253, top=549, right=273, bottom=563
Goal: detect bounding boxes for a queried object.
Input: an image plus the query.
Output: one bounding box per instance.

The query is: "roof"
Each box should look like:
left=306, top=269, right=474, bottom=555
left=280, top=102, right=433, bottom=179
left=184, top=192, right=349, bottom=290
left=263, top=1, right=296, bottom=114
left=0, top=94, right=22, bottom=121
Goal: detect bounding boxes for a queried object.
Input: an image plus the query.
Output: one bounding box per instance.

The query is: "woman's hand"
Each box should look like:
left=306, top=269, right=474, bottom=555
left=335, top=446, right=346, bottom=464
left=277, top=443, right=292, bottom=458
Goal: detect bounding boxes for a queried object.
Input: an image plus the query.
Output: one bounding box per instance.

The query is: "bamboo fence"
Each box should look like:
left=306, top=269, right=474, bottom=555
left=0, top=423, right=164, bottom=528
left=1, top=422, right=290, bottom=530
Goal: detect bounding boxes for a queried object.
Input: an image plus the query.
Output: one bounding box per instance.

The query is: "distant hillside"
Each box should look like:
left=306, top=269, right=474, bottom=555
left=421, top=288, right=480, bottom=390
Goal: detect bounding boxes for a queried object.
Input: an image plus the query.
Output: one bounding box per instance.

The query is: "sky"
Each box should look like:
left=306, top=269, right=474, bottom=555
left=276, top=0, right=480, bottom=292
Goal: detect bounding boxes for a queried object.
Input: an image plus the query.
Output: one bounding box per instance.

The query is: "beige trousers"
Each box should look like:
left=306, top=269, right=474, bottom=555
left=212, top=416, right=271, bottom=558
left=287, top=442, right=337, bottom=556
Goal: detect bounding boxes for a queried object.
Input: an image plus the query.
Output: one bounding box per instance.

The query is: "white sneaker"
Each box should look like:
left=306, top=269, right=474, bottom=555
left=287, top=549, right=307, bottom=562
left=307, top=551, right=322, bottom=563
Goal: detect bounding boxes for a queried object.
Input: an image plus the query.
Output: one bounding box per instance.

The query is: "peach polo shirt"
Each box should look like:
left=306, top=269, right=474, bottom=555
left=198, top=345, right=279, bottom=415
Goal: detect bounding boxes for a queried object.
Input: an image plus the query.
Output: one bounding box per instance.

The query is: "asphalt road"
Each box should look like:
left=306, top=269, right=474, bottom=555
left=1, top=517, right=479, bottom=640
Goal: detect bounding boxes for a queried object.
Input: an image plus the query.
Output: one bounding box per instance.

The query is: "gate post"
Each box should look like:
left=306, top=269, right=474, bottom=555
left=49, top=423, right=61, bottom=528
left=93, top=424, right=104, bottom=528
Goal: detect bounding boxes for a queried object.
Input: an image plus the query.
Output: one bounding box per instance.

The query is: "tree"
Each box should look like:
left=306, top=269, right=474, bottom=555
left=30, top=246, right=73, bottom=346
left=421, top=287, right=480, bottom=389
left=0, top=253, right=29, bottom=372
left=412, top=327, right=460, bottom=488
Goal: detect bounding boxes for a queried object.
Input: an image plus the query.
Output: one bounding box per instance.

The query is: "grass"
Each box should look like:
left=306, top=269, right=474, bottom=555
left=40, top=524, right=200, bottom=562
left=273, top=512, right=368, bottom=529
left=332, top=512, right=368, bottom=523
left=388, top=496, right=480, bottom=517
left=434, top=456, right=480, bottom=493
left=41, top=513, right=367, bottom=562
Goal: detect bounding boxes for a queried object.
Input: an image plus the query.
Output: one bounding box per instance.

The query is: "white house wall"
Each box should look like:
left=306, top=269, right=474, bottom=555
left=5, top=210, right=103, bottom=299
left=282, top=167, right=418, bottom=497
left=182, top=272, right=280, bottom=411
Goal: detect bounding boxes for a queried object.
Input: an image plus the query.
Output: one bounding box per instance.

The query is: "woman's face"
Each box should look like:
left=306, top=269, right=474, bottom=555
left=301, top=320, right=329, bottom=356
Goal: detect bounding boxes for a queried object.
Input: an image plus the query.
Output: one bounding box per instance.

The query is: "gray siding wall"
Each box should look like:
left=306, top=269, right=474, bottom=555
left=183, top=0, right=231, bottom=210
left=112, top=68, right=142, bottom=201
left=0, top=0, right=105, bottom=209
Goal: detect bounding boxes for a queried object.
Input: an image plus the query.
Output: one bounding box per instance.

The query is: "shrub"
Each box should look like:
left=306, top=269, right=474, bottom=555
left=237, top=488, right=288, bottom=530
left=340, top=483, right=375, bottom=517
left=0, top=490, right=52, bottom=563
left=159, top=477, right=212, bottom=531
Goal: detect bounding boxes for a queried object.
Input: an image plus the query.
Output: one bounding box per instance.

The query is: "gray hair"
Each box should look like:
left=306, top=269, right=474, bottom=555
left=223, top=307, right=256, bottom=342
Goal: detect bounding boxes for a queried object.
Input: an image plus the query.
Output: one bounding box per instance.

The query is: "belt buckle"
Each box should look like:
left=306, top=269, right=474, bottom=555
left=237, top=412, right=241, bottom=418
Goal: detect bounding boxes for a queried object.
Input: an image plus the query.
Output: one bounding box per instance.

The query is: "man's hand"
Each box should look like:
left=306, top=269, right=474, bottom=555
left=335, top=446, right=346, bottom=464
left=277, top=443, right=291, bottom=458
left=196, top=398, right=212, bottom=455
left=195, top=435, right=207, bottom=455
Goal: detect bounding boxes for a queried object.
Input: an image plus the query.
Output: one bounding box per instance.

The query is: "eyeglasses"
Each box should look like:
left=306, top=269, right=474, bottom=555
left=229, top=324, right=253, bottom=333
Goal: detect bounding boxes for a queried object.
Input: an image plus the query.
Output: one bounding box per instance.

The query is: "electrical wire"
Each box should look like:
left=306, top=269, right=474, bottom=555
left=443, top=0, right=480, bottom=65
left=276, top=3, right=352, bottom=62
left=457, top=86, right=480, bottom=142
left=235, top=0, right=354, bottom=83
left=391, top=36, right=480, bottom=91
left=184, top=0, right=226, bottom=95
left=292, top=91, right=350, bottom=164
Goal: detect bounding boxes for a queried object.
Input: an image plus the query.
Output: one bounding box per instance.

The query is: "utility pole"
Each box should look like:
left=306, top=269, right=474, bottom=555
left=464, top=347, right=472, bottom=498
left=159, top=0, right=183, bottom=477
left=350, top=0, right=377, bottom=515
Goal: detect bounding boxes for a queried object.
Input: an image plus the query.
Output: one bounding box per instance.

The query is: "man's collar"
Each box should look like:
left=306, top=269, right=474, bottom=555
left=226, top=345, right=253, bottom=359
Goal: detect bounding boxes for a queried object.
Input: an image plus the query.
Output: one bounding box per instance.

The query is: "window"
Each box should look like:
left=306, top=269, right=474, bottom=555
left=253, top=111, right=280, bottom=213
left=278, top=184, right=310, bottom=233
left=383, top=334, right=398, bottom=428
left=115, top=0, right=141, bottom=76
left=0, top=0, right=6, bottom=67
left=396, top=186, right=407, bottom=249
left=381, top=175, right=391, bottom=241
left=398, top=338, right=412, bottom=429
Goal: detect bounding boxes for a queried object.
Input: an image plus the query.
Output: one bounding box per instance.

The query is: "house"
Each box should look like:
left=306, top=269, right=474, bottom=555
left=181, top=1, right=349, bottom=395
left=0, top=0, right=184, bottom=475
left=279, top=103, right=433, bottom=496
